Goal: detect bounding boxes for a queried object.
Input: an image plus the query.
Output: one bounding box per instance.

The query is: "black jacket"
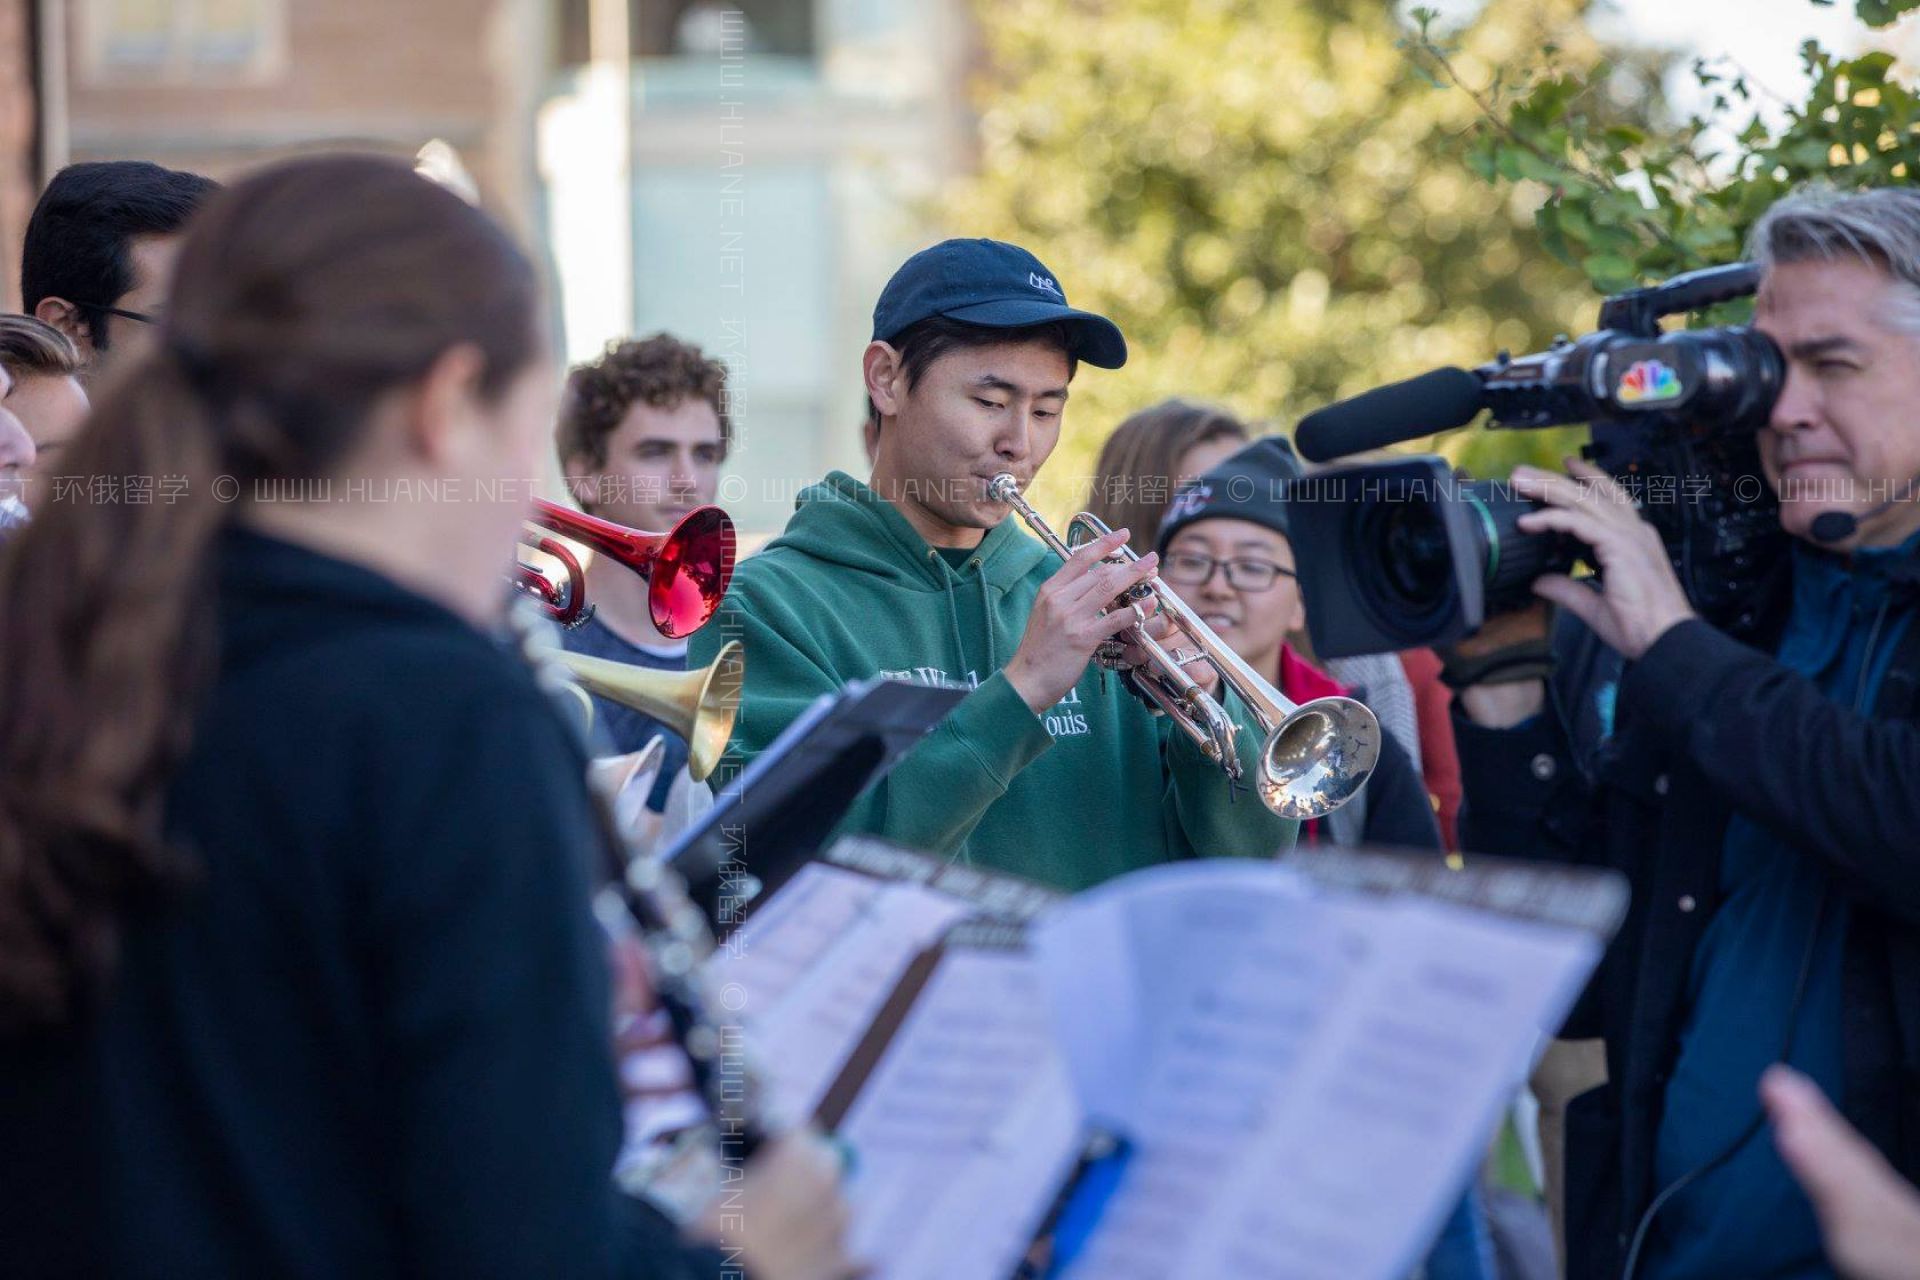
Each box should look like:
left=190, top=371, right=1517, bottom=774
left=1321, top=728, right=1444, bottom=851
left=0, top=529, right=722, bottom=1279
left=1454, top=586, right=1920, bottom=1280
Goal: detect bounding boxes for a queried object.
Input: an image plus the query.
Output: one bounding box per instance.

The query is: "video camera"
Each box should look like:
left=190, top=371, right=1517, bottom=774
left=1288, top=263, right=1788, bottom=659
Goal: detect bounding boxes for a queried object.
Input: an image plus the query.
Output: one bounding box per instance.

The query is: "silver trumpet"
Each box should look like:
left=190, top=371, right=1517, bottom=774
left=989, top=473, right=1380, bottom=819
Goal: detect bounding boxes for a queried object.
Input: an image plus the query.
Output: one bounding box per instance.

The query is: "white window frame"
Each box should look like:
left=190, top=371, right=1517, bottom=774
left=79, top=0, right=289, bottom=86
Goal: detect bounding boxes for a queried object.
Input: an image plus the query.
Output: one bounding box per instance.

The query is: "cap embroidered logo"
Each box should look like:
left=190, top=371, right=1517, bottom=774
left=1166, top=484, right=1212, bottom=523
left=1028, top=272, right=1062, bottom=297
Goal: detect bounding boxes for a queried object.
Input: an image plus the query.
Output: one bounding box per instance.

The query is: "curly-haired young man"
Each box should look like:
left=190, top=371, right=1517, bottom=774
left=555, top=332, right=731, bottom=811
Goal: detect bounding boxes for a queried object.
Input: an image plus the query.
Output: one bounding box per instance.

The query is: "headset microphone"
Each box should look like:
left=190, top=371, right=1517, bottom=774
left=1809, top=511, right=1862, bottom=544
left=1805, top=479, right=1920, bottom=545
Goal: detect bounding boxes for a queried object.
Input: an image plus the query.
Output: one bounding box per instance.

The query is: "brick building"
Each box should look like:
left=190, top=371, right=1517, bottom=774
left=0, top=0, right=979, bottom=533
left=0, top=0, right=546, bottom=307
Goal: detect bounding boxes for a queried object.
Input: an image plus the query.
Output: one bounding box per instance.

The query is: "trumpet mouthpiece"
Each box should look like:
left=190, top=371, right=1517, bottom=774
left=988, top=473, right=1020, bottom=502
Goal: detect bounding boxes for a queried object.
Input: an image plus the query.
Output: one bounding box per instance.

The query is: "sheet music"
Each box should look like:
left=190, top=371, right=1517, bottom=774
left=1180, top=897, right=1596, bottom=1280
left=1039, top=877, right=1368, bottom=1278
left=834, top=946, right=1084, bottom=1280
left=1032, top=861, right=1602, bottom=1280
left=713, top=862, right=974, bottom=1122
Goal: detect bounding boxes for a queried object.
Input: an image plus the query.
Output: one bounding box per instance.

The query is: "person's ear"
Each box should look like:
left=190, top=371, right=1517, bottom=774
left=561, top=450, right=603, bottom=510
left=1279, top=539, right=1308, bottom=632
left=33, top=298, right=93, bottom=357
left=406, top=343, right=487, bottom=465
left=862, top=341, right=907, bottom=422
left=1284, top=589, right=1308, bottom=635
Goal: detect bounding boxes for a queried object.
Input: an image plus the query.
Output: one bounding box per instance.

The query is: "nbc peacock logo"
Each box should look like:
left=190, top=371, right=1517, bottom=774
left=1616, top=359, right=1683, bottom=405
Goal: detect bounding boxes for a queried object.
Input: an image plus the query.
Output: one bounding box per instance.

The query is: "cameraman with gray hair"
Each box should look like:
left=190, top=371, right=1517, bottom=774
left=1452, top=186, right=1920, bottom=1280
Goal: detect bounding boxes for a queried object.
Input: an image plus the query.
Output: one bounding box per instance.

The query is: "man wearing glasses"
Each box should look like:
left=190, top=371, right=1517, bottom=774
left=1156, top=438, right=1442, bottom=850
left=21, top=161, right=218, bottom=376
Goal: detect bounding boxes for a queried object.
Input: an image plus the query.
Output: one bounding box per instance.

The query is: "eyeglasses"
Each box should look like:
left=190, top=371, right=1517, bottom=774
left=76, top=304, right=159, bottom=326
left=1160, top=551, right=1296, bottom=592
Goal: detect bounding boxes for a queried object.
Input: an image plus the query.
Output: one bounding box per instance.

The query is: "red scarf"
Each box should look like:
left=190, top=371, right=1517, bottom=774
left=1274, top=645, right=1348, bottom=844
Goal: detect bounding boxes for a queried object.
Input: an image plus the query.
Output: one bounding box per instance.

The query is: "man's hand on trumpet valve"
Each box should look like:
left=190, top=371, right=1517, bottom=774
left=1116, top=606, right=1222, bottom=697
left=1003, top=526, right=1162, bottom=714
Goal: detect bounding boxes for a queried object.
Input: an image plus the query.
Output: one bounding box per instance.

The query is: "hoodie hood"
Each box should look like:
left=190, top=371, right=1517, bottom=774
left=766, top=470, right=1050, bottom=592
left=751, top=470, right=1053, bottom=678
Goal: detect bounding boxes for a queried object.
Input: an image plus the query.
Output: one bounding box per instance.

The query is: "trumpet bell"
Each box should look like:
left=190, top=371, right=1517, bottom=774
left=517, top=500, right=737, bottom=638
left=1257, top=695, right=1383, bottom=821
left=554, top=641, right=745, bottom=781
left=645, top=506, right=736, bottom=639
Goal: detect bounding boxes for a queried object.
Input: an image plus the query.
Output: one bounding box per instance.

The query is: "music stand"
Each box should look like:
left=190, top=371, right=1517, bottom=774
left=662, top=677, right=968, bottom=934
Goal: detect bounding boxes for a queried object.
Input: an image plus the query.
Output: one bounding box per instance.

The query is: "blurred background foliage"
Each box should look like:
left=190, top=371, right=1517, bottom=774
left=1412, top=0, right=1920, bottom=297
left=948, top=0, right=1920, bottom=517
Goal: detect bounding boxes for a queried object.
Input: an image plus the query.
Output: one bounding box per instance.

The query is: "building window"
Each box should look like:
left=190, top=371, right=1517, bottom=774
left=555, top=0, right=817, bottom=68
left=82, top=0, right=286, bottom=83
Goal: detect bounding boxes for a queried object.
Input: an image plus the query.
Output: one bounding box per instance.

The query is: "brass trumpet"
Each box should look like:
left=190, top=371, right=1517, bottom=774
left=554, top=641, right=745, bottom=782
left=513, top=499, right=736, bottom=638
left=988, top=474, right=1380, bottom=819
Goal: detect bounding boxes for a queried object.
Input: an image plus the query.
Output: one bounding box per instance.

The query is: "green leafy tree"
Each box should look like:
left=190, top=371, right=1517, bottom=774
left=1410, top=0, right=1920, bottom=297
left=1391, top=0, right=1920, bottom=473
left=948, top=0, right=1663, bottom=509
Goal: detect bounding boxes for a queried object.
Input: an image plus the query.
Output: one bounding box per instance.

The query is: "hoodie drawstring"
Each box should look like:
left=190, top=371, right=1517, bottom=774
left=932, top=548, right=970, bottom=678
left=928, top=549, right=999, bottom=678
left=977, top=565, right=996, bottom=670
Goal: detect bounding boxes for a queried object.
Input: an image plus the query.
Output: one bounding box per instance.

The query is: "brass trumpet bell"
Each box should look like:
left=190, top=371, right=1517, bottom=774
left=553, top=641, right=745, bottom=782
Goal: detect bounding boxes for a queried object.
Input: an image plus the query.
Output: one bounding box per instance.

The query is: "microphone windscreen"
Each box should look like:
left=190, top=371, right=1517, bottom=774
left=1809, top=511, right=1859, bottom=544
left=1296, top=367, right=1485, bottom=462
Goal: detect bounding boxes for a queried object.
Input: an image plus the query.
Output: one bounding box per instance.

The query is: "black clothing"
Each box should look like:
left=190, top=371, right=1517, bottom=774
left=0, top=529, right=721, bottom=1279
left=1455, top=564, right=1920, bottom=1280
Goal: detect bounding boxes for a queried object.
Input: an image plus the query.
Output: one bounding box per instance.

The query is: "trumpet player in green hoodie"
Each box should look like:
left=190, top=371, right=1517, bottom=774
left=689, top=239, right=1294, bottom=890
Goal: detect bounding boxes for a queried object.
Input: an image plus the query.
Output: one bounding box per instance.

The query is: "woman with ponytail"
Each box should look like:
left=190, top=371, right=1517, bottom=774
left=0, top=155, right=853, bottom=1280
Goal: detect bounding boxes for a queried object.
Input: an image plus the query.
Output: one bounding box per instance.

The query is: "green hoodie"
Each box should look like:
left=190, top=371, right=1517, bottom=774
left=689, top=471, right=1296, bottom=891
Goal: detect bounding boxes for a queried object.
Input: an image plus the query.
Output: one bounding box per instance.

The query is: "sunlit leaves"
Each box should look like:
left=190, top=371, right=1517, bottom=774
left=949, top=0, right=1624, bottom=498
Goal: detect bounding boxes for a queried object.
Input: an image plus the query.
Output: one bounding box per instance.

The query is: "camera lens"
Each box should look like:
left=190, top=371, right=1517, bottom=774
left=1380, top=504, right=1454, bottom=606
left=1349, top=478, right=1578, bottom=640
left=1351, top=492, right=1458, bottom=639
left=1465, top=482, right=1578, bottom=612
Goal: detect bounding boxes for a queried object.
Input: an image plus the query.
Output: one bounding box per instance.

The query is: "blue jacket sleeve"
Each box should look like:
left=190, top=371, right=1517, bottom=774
left=1620, top=617, right=1920, bottom=926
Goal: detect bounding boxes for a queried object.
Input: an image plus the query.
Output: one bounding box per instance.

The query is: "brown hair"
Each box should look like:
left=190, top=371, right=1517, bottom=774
left=0, top=154, right=540, bottom=1030
left=556, top=332, right=731, bottom=476
left=1086, top=398, right=1251, bottom=555
left=0, top=314, right=82, bottom=380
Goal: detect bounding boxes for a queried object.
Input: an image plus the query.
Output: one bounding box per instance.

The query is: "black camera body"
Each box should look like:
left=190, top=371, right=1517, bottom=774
left=1290, top=264, right=1789, bottom=660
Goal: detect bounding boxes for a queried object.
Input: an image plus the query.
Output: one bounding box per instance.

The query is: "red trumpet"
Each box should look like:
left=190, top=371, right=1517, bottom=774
left=514, top=499, right=736, bottom=637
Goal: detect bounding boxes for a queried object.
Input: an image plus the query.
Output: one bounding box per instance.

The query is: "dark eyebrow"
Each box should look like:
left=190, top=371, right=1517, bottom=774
left=971, top=374, right=1070, bottom=402
left=1788, top=335, right=1865, bottom=360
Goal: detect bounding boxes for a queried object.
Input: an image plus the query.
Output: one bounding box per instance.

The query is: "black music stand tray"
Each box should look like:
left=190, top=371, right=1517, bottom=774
left=661, top=677, right=967, bottom=934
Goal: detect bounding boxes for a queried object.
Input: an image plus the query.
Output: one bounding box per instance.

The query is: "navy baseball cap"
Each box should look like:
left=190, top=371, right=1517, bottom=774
left=871, top=238, right=1128, bottom=369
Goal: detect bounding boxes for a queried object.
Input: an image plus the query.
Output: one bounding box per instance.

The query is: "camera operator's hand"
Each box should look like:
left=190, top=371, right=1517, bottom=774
left=1447, top=602, right=1551, bottom=728
left=1511, top=459, right=1696, bottom=661
left=1003, top=528, right=1161, bottom=714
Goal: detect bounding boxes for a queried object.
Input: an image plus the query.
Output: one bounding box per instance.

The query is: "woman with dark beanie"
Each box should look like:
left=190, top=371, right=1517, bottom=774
left=0, top=155, right=850, bottom=1280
